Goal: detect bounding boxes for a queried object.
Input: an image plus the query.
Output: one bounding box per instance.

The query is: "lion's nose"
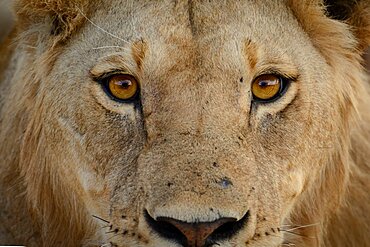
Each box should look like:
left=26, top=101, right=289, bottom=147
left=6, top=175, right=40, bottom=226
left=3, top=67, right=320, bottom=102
left=160, top=217, right=235, bottom=247
left=145, top=211, right=249, bottom=247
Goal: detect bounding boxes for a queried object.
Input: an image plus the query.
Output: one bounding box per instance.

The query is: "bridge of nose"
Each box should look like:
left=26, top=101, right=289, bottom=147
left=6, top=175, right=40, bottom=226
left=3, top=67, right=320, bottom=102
left=143, top=78, right=246, bottom=144
left=142, top=38, right=249, bottom=143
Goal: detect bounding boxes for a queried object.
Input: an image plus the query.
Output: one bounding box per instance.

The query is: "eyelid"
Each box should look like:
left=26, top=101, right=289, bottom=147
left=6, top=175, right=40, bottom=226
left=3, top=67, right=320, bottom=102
left=251, top=72, right=296, bottom=89
left=89, top=53, right=137, bottom=81
left=91, top=70, right=133, bottom=82
left=253, top=65, right=300, bottom=82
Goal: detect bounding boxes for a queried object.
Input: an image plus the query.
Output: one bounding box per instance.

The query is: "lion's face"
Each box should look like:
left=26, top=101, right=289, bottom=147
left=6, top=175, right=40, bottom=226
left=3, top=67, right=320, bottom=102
left=8, top=1, right=367, bottom=246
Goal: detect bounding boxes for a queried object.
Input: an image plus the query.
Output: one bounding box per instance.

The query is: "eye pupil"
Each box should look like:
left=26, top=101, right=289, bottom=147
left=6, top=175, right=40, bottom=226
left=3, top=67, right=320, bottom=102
left=259, top=81, right=269, bottom=87
left=117, top=80, right=131, bottom=88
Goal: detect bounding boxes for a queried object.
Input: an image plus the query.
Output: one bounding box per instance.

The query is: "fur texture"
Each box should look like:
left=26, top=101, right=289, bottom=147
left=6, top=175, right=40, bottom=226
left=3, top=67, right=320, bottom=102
left=0, top=0, right=369, bottom=246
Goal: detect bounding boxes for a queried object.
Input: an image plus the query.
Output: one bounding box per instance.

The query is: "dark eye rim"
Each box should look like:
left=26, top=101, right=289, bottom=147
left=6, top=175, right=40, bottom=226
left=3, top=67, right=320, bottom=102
left=98, top=72, right=141, bottom=103
left=251, top=74, right=291, bottom=104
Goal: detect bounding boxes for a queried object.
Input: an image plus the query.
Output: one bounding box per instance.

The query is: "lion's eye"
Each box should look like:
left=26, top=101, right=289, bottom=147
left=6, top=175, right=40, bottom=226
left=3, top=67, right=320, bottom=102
left=251, top=75, right=286, bottom=102
left=103, top=74, right=139, bottom=102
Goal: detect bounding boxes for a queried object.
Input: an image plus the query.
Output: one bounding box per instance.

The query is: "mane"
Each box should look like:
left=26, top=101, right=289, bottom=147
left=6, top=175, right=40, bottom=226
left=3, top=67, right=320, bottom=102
left=0, top=1, right=101, bottom=245
left=15, top=0, right=91, bottom=43
left=287, top=1, right=370, bottom=245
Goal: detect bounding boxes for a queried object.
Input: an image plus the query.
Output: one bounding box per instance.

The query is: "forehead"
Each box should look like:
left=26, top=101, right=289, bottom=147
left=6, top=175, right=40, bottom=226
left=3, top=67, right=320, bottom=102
left=85, top=0, right=313, bottom=65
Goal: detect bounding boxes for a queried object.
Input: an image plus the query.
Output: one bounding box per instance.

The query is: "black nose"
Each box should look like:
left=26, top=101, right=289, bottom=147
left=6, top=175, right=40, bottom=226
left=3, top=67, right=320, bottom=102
left=145, top=211, right=249, bottom=247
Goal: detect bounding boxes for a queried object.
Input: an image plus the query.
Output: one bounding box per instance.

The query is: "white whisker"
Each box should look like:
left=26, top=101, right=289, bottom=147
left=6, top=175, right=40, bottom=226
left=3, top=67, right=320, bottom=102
left=100, top=243, right=112, bottom=247
left=76, top=6, right=129, bottom=44
left=286, top=223, right=320, bottom=232
left=281, top=230, right=316, bottom=239
left=24, top=45, right=37, bottom=49
left=92, top=46, right=126, bottom=50
left=281, top=243, right=296, bottom=247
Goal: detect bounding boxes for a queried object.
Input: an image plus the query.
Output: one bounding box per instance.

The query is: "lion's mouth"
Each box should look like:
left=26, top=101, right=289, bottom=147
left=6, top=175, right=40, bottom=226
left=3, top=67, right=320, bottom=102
left=145, top=210, right=250, bottom=247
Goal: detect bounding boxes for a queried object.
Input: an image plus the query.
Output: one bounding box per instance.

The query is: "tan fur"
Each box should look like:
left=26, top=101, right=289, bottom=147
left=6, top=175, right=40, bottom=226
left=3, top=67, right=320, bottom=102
left=0, top=1, right=369, bottom=246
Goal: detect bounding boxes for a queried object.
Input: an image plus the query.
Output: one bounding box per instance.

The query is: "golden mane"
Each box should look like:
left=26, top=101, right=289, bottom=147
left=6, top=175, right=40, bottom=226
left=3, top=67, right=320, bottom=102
left=287, top=1, right=370, bottom=245
left=0, top=1, right=99, bottom=245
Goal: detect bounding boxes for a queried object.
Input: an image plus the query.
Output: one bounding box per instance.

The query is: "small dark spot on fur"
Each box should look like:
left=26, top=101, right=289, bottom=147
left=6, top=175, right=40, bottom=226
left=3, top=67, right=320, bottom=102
left=167, top=182, right=174, bottom=187
left=110, top=242, right=118, bottom=247
left=218, top=177, right=233, bottom=188
left=240, top=77, right=244, bottom=83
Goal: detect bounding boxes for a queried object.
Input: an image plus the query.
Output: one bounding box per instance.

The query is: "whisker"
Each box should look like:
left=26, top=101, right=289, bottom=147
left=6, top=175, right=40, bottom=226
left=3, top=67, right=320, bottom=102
left=100, top=243, right=112, bottom=247
left=24, top=45, right=38, bottom=49
left=281, top=229, right=316, bottom=239
left=285, top=223, right=320, bottom=232
left=76, top=6, right=129, bottom=44
left=281, top=243, right=296, bottom=247
left=92, top=215, right=110, bottom=224
left=92, top=46, right=126, bottom=50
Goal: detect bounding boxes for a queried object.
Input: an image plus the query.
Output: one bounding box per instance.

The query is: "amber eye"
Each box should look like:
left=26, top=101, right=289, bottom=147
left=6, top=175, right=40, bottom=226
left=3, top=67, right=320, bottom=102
left=252, top=74, right=285, bottom=102
left=104, top=74, right=139, bottom=101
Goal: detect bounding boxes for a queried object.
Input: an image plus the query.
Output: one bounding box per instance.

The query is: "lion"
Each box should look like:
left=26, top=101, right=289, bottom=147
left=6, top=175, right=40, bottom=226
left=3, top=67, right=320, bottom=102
left=0, top=0, right=369, bottom=246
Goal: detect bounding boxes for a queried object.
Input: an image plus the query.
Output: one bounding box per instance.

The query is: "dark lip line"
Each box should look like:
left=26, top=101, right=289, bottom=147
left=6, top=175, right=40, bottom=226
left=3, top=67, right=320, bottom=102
left=144, top=210, right=250, bottom=247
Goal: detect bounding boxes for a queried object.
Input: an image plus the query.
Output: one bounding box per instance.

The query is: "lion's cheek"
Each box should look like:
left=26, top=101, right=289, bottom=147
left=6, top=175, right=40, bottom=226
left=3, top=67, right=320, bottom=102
left=280, top=168, right=306, bottom=217
left=76, top=166, right=111, bottom=218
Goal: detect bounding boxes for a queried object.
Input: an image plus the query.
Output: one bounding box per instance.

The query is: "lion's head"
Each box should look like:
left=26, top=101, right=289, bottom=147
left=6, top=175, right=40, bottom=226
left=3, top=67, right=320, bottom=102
left=0, top=0, right=369, bottom=247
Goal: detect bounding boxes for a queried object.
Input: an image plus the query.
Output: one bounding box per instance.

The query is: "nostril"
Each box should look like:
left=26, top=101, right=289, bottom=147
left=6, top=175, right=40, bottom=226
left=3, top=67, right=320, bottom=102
left=145, top=211, right=188, bottom=246
left=145, top=210, right=250, bottom=247
left=206, top=211, right=250, bottom=243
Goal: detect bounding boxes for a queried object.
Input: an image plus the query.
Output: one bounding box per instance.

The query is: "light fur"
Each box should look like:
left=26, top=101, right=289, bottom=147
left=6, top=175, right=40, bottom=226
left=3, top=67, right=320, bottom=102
left=0, top=1, right=369, bottom=246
